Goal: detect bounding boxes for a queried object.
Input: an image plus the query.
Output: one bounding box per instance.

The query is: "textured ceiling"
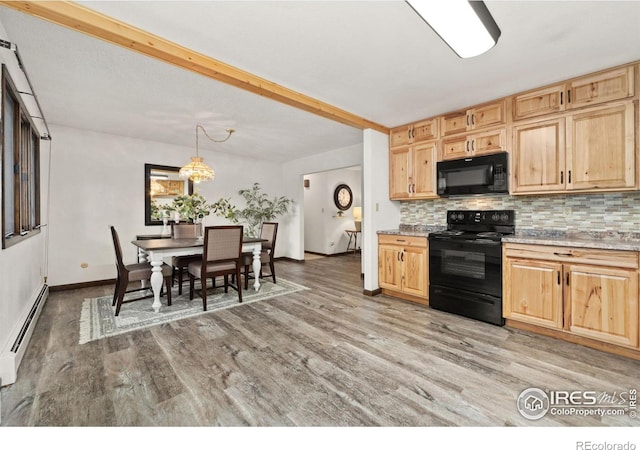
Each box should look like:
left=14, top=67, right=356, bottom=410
left=1, top=1, right=639, bottom=162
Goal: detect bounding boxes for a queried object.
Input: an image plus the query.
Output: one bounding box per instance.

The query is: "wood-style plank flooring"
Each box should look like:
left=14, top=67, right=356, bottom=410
left=1, top=254, right=639, bottom=426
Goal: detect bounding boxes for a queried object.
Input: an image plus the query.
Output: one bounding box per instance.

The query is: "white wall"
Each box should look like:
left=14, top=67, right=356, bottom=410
left=303, top=167, right=361, bottom=255
left=282, top=143, right=363, bottom=260
left=362, top=129, right=400, bottom=292
left=46, top=125, right=286, bottom=286
left=0, top=20, right=50, bottom=385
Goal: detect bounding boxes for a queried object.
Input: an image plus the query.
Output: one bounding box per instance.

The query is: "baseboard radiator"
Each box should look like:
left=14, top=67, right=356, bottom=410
left=0, top=284, right=49, bottom=387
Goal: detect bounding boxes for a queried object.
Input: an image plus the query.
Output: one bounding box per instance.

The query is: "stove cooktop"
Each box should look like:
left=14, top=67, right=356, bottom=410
left=429, top=210, right=516, bottom=243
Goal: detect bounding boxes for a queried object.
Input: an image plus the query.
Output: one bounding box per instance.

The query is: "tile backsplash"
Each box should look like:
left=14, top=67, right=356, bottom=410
left=400, top=191, right=640, bottom=233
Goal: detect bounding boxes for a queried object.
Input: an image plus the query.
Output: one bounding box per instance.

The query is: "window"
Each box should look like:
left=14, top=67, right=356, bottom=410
left=2, top=65, right=40, bottom=248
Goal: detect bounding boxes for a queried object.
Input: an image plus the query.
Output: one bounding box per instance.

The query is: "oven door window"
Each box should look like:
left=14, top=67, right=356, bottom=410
left=441, top=249, right=485, bottom=279
left=429, top=240, right=502, bottom=297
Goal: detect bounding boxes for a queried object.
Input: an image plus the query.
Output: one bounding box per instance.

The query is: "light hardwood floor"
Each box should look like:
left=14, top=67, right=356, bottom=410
left=1, top=255, right=639, bottom=426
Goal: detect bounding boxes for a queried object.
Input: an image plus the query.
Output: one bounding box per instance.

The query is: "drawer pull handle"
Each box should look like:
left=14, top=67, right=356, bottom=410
left=396, top=239, right=406, bottom=243
left=553, top=252, right=573, bottom=257
left=557, top=271, right=561, bottom=285
left=566, top=272, right=570, bottom=285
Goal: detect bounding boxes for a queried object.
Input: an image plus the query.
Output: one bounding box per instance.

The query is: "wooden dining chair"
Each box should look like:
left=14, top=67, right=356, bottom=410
left=242, top=222, right=278, bottom=290
left=110, top=226, right=172, bottom=316
left=188, top=225, right=244, bottom=311
left=171, top=223, right=201, bottom=295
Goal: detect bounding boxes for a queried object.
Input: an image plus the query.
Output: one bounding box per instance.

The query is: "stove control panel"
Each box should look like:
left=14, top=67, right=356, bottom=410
left=447, top=210, right=515, bottom=226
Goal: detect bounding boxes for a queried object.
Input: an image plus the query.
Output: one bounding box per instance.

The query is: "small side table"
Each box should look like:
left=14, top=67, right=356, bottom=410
left=345, top=230, right=360, bottom=254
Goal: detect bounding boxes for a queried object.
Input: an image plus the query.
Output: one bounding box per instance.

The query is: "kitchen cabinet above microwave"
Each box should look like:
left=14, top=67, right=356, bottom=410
left=513, top=65, right=635, bottom=121
left=440, top=100, right=506, bottom=137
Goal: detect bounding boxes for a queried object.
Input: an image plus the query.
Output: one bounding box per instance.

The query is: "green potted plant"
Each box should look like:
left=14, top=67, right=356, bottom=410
left=211, top=183, right=293, bottom=237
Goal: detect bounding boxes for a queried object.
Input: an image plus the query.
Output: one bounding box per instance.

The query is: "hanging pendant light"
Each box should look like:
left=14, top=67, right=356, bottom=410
left=179, top=125, right=235, bottom=183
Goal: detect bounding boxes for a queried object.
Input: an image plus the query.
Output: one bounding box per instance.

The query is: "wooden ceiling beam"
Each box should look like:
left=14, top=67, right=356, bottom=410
left=0, top=1, right=389, bottom=134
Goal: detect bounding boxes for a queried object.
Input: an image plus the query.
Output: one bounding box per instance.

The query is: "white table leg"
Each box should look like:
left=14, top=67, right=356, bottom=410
left=149, top=258, right=164, bottom=312
left=139, top=248, right=149, bottom=288
left=252, top=243, right=262, bottom=291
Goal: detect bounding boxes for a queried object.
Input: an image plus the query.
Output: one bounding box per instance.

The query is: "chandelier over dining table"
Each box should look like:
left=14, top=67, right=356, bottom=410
left=179, top=125, right=235, bottom=183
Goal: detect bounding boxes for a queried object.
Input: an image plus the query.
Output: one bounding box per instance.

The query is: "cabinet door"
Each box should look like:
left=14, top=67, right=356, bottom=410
left=471, top=128, right=506, bottom=156
left=412, top=118, right=438, bottom=142
left=503, top=258, right=564, bottom=330
left=378, top=244, right=403, bottom=291
left=412, top=141, right=437, bottom=198
left=441, top=135, right=468, bottom=160
left=566, top=264, right=638, bottom=348
left=390, top=126, right=411, bottom=148
left=389, top=146, right=411, bottom=199
left=512, top=117, right=566, bottom=193
left=469, top=101, right=505, bottom=130
left=568, top=66, right=634, bottom=109
left=402, top=246, right=428, bottom=298
left=566, top=102, right=635, bottom=190
left=441, top=111, right=467, bottom=136
left=513, top=84, right=566, bottom=121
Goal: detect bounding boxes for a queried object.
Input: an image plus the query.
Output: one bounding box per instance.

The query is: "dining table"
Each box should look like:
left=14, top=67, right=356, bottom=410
left=131, top=236, right=267, bottom=312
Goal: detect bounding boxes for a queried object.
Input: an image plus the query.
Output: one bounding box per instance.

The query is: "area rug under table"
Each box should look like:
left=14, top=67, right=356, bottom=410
left=79, top=278, right=309, bottom=344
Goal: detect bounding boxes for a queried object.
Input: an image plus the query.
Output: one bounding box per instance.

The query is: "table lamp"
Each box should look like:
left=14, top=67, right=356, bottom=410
left=353, top=207, right=362, bottom=231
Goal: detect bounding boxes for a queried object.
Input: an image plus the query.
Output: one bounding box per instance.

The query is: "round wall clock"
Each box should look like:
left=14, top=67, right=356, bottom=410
left=334, top=184, right=353, bottom=211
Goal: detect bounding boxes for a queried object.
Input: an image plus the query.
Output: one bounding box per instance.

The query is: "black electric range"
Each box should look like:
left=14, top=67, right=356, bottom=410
left=428, top=210, right=515, bottom=326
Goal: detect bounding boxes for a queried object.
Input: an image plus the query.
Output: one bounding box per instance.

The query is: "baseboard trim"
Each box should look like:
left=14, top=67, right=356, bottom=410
left=363, top=288, right=382, bottom=297
left=49, top=278, right=115, bottom=292
left=1, top=284, right=48, bottom=386
left=276, top=256, right=304, bottom=264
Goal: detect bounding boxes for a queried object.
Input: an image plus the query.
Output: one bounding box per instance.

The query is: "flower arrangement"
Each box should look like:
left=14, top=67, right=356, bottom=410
left=157, top=192, right=214, bottom=223
left=210, top=183, right=293, bottom=237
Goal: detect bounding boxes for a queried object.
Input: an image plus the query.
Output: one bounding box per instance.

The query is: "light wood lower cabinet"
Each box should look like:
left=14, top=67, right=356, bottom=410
left=504, top=258, right=564, bottom=330
left=566, top=264, right=638, bottom=348
left=378, top=234, right=428, bottom=303
left=503, top=243, right=640, bottom=351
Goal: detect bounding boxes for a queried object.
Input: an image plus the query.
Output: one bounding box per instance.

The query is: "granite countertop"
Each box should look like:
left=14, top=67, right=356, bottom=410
left=503, top=231, right=640, bottom=252
left=379, top=227, right=640, bottom=251
left=378, top=225, right=445, bottom=238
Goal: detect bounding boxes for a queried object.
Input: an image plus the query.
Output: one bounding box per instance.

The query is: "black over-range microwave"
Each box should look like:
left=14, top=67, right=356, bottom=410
left=437, top=152, right=508, bottom=196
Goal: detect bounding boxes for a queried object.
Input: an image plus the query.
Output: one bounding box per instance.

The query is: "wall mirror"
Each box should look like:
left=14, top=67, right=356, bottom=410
left=144, top=163, right=193, bottom=226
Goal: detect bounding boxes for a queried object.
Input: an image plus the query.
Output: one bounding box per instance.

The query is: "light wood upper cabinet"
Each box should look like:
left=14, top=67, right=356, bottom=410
left=389, top=146, right=411, bottom=199
left=567, top=66, right=634, bottom=109
left=512, top=117, right=566, bottom=193
left=566, top=102, right=635, bottom=190
left=441, top=128, right=506, bottom=161
left=513, top=84, right=566, bottom=121
left=512, top=101, right=636, bottom=194
left=566, top=264, right=638, bottom=348
left=513, top=65, right=635, bottom=121
left=390, top=118, right=438, bottom=148
left=441, top=100, right=506, bottom=136
left=389, top=141, right=437, bottom=200
left=503, top=258, right=564, bottom=330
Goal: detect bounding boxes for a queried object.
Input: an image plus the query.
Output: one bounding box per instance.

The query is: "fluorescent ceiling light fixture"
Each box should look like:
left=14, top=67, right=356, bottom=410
left=406, top=0, right=501, bottom=58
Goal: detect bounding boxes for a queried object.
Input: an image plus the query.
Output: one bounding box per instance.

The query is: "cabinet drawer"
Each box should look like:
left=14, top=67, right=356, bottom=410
left=378, top=234, right=427, bottom=248
left=504, top=243, right=639, bottom=269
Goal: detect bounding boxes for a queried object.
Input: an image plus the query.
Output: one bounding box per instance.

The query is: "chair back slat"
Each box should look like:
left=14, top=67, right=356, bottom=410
left=203, top=225, right=243, bottom=263
left=260, top=222, right=278, bottom=250
left=172, top=223, right=198, bottom=239
left=110, top=226, right=126, bottom=272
